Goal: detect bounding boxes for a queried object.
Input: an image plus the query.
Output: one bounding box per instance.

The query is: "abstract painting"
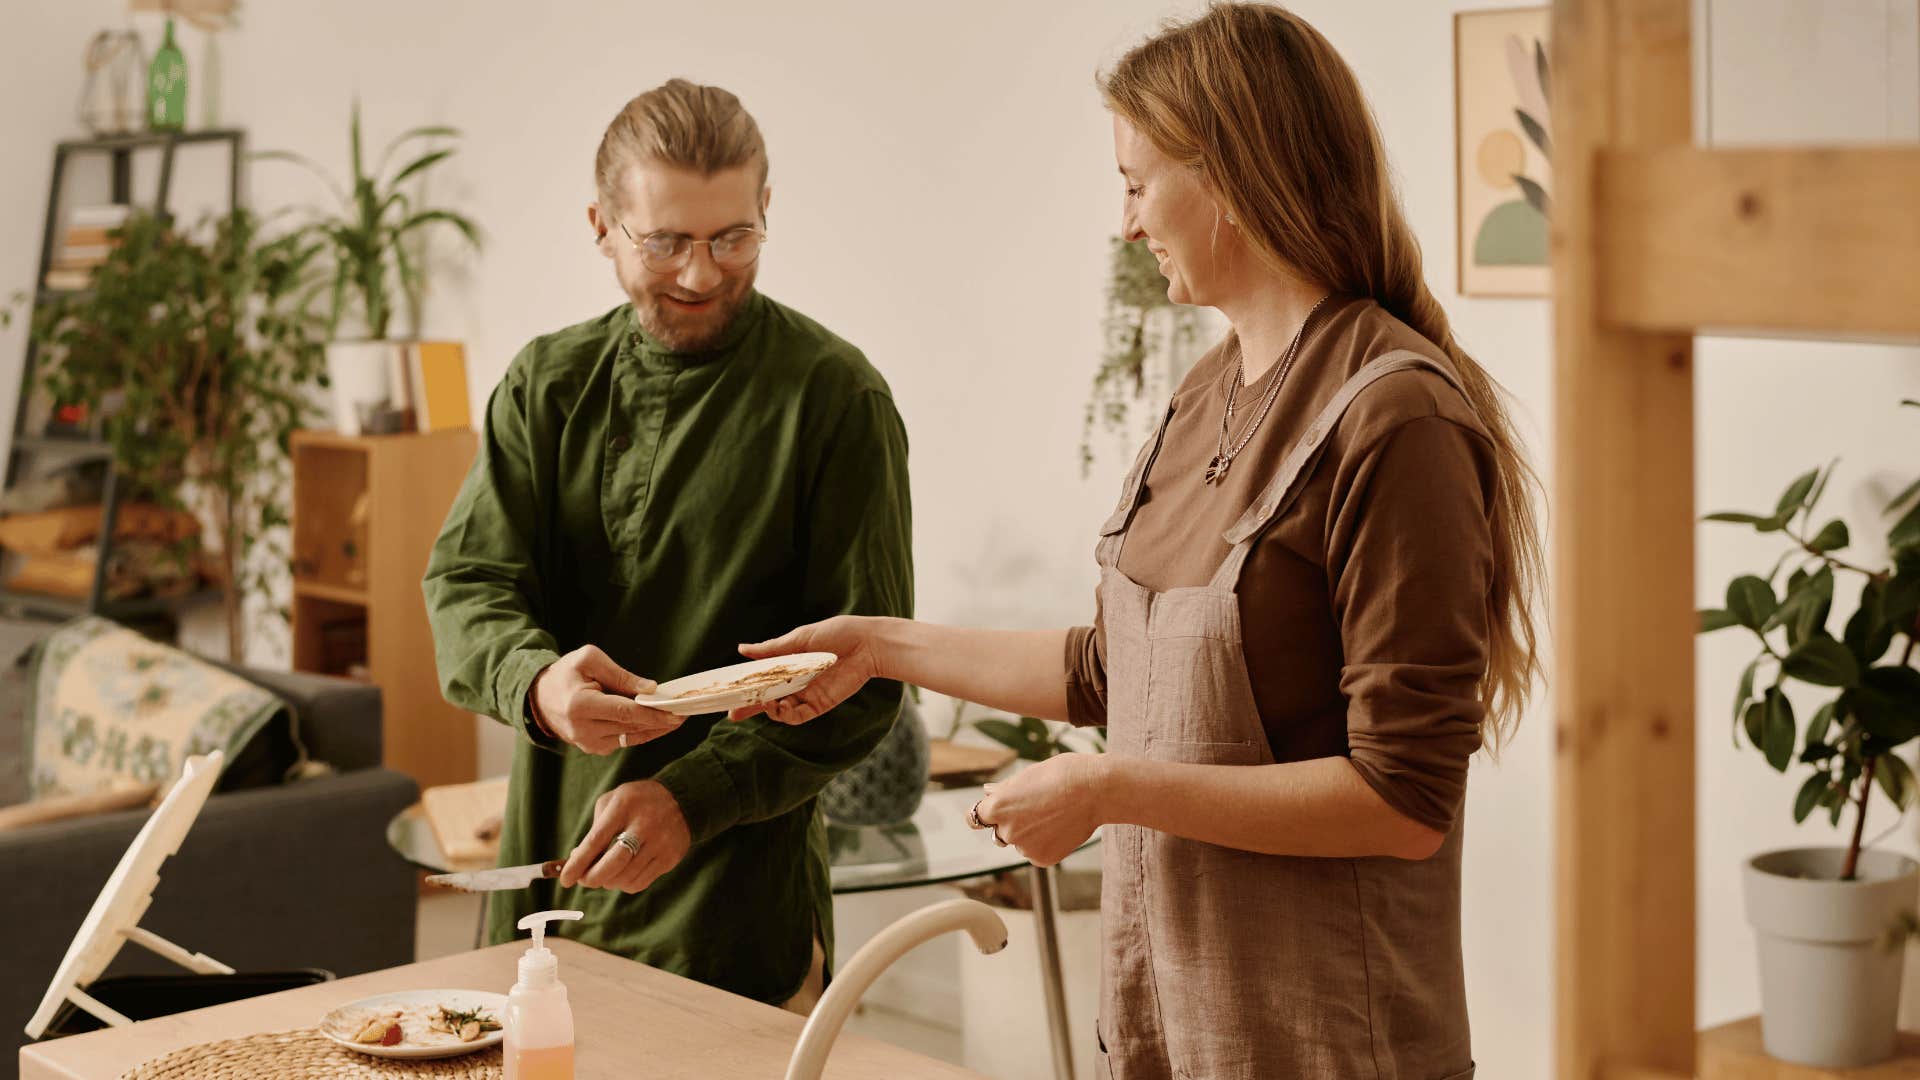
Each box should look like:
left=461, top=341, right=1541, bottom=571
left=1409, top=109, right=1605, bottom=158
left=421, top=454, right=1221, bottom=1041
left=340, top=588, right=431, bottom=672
left=1455, top=7, right=1552, bottom=297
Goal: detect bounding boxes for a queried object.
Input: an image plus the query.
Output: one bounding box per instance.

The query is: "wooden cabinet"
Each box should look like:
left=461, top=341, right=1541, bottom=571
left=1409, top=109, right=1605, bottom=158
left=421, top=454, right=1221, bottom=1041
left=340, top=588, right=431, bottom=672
left=290, top=428, right=477, bottom=791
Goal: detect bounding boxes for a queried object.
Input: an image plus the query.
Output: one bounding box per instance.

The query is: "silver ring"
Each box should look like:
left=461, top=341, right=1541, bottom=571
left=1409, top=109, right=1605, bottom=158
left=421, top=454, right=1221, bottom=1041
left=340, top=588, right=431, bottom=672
left=618, top=732, right=629, bottom=749
left=990, top=824, right=1008, bottom=848
left=614, top=831, right=642, bottom=857
left=967, top=799, right=985, bottom=830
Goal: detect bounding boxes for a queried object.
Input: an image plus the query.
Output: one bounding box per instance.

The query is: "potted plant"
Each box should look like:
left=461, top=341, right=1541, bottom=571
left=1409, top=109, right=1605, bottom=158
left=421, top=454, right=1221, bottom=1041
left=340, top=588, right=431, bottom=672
left=1697, top=409, right=1920, bottom=1067
left=1080, top=236, right=1208, bottom=476
left=258, top=104, right=478, bottom=434
left=19, top=209, right=328, bottom=662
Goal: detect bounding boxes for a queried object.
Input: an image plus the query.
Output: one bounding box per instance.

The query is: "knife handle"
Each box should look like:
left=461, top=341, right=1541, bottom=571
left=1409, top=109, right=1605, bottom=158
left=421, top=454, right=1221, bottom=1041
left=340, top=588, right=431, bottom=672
left=541, top=860, right=565, bottom=879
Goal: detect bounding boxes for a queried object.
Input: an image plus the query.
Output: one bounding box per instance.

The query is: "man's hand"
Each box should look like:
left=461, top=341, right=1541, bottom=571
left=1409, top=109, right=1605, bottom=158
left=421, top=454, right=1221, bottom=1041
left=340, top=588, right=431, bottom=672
left=531, top=645, right=682, bottom=754
left=558, top=780, right=693, bottom=894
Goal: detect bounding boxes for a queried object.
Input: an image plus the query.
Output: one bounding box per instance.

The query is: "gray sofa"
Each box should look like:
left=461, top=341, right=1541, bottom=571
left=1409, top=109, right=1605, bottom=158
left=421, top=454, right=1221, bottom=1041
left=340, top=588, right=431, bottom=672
left=1, top=619, right=421, bottom=1080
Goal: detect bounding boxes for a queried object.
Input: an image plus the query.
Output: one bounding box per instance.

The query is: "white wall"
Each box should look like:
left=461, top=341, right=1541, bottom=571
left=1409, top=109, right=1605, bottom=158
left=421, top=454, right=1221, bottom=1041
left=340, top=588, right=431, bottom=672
left=4, top=2, right=1918, bottom=1076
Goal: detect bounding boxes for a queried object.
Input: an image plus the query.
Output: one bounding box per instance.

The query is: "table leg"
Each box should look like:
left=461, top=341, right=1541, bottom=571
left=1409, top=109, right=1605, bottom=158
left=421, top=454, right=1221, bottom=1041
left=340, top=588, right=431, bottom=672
left=1030, top=862, right=1077, bottom=1080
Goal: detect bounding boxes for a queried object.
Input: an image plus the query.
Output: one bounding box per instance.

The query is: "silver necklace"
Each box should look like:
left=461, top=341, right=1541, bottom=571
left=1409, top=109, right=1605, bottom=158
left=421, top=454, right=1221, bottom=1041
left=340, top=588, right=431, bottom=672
left=1205, top=294, right=1329, bottom=486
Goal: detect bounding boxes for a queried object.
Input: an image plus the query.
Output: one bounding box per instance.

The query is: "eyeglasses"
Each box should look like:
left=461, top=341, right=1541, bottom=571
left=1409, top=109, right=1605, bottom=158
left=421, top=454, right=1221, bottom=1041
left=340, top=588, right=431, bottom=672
left=617, top=222, right=766, bottom=273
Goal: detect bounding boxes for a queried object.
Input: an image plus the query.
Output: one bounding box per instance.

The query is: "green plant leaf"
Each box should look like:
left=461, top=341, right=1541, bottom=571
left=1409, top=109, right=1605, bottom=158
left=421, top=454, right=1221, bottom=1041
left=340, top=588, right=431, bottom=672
left=386, top=148, right=455, bottom=189
left=1845, top=579, right=1895, bottom=667
left=1886, top=476, right=1920, bottom=514
left=1699, top=608, right=1740, bottom=633
left=1727, top=575, right=1777, bottom=631
left=1783, top=636, right=1860, bottom=688
left=1794, top=773, right=1827, bottom=823
left=1804, top=459, right=1838, bottom=519
left=1703, top=511, right=1771, bottom=526
left=1808, top=519, right=1850, bottom=554
left=395, top=209, right=481, bottom=250
left=1883, top=553, right=1920, bottom=629
left=1771, top=565, right=1834, bottom=646
left=1853, top=666, right=1920, bottom=743
left=1876, top=753, right=1916, bottom=810
left=1763, top=689, right=1797, bottom=772
left=973, top=716, right=1055, bottom=762
left=1805, top=700, right=1838, bottom=746
left=1733, top=658, right=1760, bottom=744
left=1743, top=700, right=1766, bottom=750
left=1890, top=501, right=1920, bottom=554
left=1776, top=468, right=1820, bottom=519
left=1800, top=741, right=1838, bottom=764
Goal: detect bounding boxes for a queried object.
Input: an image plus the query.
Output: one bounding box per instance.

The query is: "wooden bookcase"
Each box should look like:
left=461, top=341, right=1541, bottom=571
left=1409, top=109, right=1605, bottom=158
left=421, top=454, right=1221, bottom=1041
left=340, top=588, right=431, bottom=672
left=1552, top=2, right=1920, bottom=1077
left=289, top=428, right=478, bottom=792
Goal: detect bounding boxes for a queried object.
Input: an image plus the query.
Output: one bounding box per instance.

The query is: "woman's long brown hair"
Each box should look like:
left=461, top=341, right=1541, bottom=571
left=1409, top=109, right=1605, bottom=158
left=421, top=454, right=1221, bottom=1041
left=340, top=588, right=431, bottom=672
left=1104, top=2, right=1545, bottom=753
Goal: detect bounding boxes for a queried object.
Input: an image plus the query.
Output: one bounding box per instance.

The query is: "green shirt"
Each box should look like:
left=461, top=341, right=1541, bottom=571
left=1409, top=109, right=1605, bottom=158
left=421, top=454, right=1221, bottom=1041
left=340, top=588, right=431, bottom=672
left=423, top=292, right=912, bottom=1003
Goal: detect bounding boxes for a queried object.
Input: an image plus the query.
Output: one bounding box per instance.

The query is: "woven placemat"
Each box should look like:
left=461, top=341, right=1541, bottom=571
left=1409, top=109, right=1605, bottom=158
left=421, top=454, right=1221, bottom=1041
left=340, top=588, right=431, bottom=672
left=121, top=1029, right=503, bottom=1079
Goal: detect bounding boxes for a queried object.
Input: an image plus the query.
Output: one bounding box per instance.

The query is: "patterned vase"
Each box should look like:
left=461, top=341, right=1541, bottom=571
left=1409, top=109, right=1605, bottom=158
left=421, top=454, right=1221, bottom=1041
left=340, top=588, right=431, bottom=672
left=147, top=17, right=186, bottom=132
left=820, top=694, right=928, bottom=826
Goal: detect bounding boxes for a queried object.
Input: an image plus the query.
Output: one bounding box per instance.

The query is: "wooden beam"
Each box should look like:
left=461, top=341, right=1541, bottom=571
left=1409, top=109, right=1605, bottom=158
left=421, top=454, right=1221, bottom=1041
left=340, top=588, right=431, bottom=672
left=1551, top=1, right=1698, bottom=1077
left=1598, top=146, right=1920, bottom=339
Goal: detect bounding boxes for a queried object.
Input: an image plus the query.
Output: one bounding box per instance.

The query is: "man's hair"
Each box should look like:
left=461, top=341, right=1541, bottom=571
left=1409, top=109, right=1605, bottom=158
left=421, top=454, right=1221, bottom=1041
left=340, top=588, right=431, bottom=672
left=595, top=78, right=768, bottom=205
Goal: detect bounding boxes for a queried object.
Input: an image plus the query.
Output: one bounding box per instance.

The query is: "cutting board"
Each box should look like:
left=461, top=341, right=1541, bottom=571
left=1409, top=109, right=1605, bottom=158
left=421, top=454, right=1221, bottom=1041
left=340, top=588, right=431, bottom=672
left=420, top=776, right=510, bottom=864
left=926, top=739, right=1017, bottom=787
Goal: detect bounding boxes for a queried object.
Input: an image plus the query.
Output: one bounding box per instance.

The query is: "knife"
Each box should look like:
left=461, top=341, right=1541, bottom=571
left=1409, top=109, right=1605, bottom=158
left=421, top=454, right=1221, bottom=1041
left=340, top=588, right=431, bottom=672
left=425, top=860, right=565, bottom=892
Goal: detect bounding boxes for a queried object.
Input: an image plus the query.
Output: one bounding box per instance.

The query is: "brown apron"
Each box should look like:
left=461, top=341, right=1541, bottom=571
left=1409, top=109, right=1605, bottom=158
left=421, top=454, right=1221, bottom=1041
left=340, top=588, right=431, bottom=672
left=1093, top=351, right=1476, bottom=1080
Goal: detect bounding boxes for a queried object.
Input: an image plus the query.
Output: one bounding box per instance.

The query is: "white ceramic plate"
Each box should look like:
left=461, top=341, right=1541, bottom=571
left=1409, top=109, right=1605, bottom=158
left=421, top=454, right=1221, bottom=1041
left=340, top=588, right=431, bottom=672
left=634, top=653, right=838, bottom=716
left=318, top=989, right=508, bottom=1060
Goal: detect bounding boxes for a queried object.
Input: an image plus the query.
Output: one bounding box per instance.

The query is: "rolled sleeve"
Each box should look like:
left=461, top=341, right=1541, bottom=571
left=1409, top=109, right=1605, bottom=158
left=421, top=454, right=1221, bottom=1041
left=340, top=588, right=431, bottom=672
left=1329, top=415, right=1494, bottom=833
left=1063, top=624, right=1108, bottom=729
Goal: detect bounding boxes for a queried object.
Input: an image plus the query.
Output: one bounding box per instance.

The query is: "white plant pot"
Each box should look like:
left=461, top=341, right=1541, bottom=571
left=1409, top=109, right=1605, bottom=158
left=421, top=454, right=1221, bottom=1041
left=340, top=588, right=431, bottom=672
left=324, top=340, right=411, bottom=435
left=959, top=900, right=1101, bottom=1080
left=1744, top=846, right=1920, bottom=1068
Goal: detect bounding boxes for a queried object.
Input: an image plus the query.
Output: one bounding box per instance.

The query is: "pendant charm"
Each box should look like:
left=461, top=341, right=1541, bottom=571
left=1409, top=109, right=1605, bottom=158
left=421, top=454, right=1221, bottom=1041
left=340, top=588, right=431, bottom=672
left=1205, top=455, right=1229, bottom=484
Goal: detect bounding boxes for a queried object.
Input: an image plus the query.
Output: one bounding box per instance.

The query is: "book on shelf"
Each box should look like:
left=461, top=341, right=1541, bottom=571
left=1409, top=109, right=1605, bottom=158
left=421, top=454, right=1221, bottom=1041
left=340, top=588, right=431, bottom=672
left=406, top=341, right=471, bottom=432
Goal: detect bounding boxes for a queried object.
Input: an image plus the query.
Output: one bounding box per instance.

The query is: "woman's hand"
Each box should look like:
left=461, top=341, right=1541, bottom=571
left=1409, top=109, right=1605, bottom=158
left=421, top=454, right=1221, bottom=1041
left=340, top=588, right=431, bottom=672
left=729, top=615, right=889, bottom=725
left=971, top=753, right=1110, bottom=867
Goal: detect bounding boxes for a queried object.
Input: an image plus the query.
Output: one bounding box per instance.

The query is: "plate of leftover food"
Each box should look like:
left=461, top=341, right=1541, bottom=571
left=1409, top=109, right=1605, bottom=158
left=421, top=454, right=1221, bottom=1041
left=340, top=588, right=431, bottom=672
left=318, top=990, right=507, bottom=1059
left=634, top=653, right=839, bottom=716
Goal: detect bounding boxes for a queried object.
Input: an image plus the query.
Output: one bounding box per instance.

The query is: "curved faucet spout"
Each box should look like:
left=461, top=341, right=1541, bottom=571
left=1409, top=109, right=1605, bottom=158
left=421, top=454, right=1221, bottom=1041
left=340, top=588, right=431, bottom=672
left=784, top=898, right=1008, bottom=1080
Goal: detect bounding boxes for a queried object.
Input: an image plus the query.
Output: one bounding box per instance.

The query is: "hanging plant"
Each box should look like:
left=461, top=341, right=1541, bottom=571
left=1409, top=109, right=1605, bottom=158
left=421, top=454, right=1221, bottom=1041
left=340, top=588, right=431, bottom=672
left=1081, top=236, right=1205, bottom=476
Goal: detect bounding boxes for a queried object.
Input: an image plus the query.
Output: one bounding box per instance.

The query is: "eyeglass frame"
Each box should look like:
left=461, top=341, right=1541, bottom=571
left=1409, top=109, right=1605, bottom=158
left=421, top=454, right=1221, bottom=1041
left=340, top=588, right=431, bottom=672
left=614, top=219, right=768, bottom=273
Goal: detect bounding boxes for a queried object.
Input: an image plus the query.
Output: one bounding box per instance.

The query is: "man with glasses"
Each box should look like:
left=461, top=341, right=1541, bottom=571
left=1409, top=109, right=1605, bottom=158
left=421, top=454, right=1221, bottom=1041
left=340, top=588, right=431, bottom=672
left=424, top=79, right=911, bottom=1014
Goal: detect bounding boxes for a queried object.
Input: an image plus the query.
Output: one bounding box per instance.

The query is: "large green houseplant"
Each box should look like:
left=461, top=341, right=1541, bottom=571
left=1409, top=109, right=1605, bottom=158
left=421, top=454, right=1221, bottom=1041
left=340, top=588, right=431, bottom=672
left=259, top=104, right=478, bottom=432
left=20, top=210, right=328, bottom=662
left=1696, top=408, right=1920, bottom=1068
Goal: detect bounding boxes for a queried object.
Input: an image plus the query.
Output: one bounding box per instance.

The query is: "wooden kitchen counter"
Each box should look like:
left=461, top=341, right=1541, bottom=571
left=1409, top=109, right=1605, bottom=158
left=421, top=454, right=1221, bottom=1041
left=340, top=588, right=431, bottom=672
left=21, top=938, right=986, bottom=1079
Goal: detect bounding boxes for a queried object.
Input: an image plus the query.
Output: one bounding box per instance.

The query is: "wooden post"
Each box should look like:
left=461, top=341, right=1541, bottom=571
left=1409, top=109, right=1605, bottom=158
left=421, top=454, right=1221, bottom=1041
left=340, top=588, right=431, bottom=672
left=1551, top=1, right=1699, bottom=1077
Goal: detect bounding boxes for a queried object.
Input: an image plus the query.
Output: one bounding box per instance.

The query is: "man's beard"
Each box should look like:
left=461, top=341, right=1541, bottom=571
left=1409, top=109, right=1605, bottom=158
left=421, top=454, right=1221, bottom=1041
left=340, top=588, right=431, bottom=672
left=632, top=268, right=757, bottom=354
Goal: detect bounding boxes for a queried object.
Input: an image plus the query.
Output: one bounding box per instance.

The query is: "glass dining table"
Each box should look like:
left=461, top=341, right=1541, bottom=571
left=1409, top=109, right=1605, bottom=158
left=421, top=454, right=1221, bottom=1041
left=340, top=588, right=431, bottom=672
left=387, top=778, right=1097, bottom=1080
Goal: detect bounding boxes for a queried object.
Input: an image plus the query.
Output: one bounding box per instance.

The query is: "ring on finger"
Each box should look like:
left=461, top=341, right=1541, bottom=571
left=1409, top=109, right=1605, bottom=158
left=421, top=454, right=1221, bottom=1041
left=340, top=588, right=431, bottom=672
left=967, top=799, right=985, bottom=830
left=618, top=731, right=629, bottom=749
left=614, top=830, right=642, bottom=858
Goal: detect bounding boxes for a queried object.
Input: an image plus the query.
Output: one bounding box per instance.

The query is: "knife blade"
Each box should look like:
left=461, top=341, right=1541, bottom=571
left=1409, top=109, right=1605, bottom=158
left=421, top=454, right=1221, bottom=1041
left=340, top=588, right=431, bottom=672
left=425, top=860, right=565, bottom=893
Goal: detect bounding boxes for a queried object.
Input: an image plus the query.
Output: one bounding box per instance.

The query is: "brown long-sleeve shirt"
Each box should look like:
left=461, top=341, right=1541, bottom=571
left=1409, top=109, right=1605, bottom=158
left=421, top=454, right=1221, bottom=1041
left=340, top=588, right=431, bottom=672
left=1065, top=296, right=1496, bottom=833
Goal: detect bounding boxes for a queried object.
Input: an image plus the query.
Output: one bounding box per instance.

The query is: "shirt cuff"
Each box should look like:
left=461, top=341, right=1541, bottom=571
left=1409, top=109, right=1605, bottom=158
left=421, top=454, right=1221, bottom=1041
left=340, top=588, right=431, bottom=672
left=653, top=747, right=744, bottom=847
left=1063, top=625, right=1105, bottom=729
left=496, top=646, right=564, bottom=753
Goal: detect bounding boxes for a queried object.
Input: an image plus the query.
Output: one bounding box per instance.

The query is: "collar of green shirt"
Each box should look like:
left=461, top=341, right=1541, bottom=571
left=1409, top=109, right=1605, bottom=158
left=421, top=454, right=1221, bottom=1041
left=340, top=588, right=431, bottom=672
left=626, top=290, right=769, bottom=367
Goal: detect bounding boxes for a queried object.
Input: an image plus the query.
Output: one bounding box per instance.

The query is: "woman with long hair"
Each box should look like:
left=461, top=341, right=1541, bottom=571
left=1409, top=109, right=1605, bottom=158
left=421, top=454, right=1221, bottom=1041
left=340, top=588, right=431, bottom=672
left=734, top=5, right=1541, bottom=1075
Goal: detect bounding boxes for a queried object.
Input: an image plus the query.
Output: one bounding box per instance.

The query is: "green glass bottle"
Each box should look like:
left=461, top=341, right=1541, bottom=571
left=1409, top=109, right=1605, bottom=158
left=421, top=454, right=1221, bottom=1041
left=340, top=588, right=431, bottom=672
left=147, top=17, right=187, bottom=132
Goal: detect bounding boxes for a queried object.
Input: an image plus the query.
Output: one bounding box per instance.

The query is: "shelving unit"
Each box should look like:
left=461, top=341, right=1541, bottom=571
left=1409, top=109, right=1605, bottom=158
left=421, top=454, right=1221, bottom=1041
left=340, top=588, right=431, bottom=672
left=1, top=128, right=243, bottom=623
left=288, top=427, right=478, bottom=792
left=1552, top=2, right=1920, bottom=1077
